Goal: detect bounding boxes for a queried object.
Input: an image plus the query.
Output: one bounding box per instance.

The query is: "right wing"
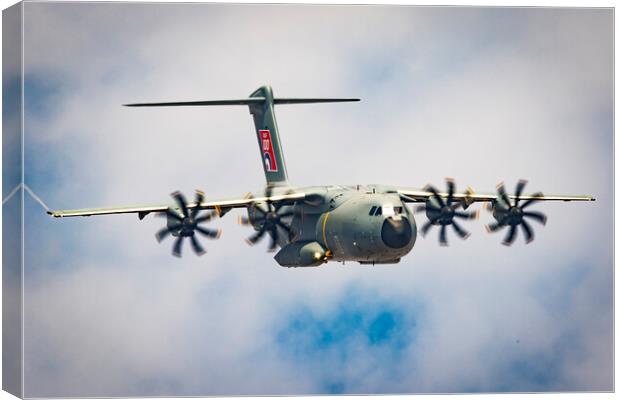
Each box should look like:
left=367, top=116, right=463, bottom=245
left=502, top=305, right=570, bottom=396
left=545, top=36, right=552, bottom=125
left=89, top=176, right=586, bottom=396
left=47, top=191, right=306, bottom=219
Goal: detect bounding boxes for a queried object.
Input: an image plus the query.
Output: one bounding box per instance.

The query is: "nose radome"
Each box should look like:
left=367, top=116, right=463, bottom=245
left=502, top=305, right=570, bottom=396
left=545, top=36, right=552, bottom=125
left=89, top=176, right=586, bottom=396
left=381, top=217, right=412, bottom=249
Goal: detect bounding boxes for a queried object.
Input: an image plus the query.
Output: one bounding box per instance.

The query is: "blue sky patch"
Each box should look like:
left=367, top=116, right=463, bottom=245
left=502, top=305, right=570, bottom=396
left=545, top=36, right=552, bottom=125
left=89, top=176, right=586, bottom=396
left=24, top=73, right=65, bottom=120
left=273, top=284, right=422, bottom=393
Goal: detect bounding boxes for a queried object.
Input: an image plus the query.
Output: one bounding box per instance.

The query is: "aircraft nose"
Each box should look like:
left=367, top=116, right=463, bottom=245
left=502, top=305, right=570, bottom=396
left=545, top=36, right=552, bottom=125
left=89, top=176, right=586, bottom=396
left=381, top=217, right=413, bottom=249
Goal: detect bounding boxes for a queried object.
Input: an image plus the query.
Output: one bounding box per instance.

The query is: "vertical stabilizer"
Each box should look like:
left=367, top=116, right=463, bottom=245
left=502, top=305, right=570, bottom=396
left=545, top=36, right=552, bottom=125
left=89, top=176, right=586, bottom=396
left=249, top=86, right=288, bottom=185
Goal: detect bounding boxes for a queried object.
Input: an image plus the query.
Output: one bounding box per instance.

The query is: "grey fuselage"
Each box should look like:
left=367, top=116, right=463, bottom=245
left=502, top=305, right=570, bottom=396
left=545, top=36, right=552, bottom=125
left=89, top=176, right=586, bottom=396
left=246, top=184, right=417, bottom=267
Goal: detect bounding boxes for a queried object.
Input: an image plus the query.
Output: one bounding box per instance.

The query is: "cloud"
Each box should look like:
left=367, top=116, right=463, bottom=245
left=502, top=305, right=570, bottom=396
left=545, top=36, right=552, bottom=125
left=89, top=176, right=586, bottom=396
left=17, top=3, right=612, bottom=396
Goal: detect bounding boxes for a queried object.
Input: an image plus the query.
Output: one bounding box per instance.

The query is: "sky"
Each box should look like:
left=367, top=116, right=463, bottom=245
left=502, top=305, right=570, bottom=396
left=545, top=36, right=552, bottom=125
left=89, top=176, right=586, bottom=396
left=6, top=2, right=613, bottom=397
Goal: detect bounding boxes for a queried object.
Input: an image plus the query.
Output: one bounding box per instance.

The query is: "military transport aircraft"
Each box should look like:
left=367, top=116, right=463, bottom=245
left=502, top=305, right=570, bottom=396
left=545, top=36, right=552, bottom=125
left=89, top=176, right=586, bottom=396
left=49, top=85, right=595, bottom=267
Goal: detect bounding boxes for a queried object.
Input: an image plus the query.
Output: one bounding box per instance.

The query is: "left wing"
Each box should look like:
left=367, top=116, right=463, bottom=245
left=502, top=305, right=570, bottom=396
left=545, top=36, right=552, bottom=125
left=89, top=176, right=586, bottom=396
left=394, top=181, right=595, bottom=246
left=396, top=187, right=595, bottom=206
left=47, top=191, right=306, bottom=219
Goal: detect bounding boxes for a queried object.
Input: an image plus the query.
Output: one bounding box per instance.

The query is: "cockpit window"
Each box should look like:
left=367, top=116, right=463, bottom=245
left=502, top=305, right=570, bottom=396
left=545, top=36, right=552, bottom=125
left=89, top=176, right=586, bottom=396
left=370, top=206, right=387, bottom=216
left=394, top=206, right=403, bottom=214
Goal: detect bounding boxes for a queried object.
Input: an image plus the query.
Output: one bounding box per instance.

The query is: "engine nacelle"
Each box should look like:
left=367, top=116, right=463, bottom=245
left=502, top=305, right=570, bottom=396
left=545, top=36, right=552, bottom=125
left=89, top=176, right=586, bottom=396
left=166, top=209, right=202, bottom=238
left=166, top=211, right=183, bottom=237
left=424, top=197, right=445, bottom=224
left=490, top=200, right=516, bottom=224
left=274, top=241, right=326, bottom=267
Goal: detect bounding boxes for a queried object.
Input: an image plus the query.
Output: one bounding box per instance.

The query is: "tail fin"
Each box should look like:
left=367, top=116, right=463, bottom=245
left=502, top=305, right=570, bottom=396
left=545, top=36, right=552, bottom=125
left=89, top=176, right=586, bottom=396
left=125, top=85, right=359, bottom=186
left=248, top=86, right=288, bottom=185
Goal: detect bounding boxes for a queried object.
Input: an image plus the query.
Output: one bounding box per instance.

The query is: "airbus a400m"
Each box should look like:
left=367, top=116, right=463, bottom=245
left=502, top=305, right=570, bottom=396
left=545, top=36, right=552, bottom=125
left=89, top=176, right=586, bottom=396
left=49, top=85, right=595, bottom=267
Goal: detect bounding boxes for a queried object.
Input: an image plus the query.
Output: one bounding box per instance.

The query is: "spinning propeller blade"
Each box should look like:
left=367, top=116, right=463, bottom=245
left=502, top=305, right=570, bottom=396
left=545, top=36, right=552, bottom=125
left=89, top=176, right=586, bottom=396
left=487, top=180, right=547, bottom=246
left=420, top=178, right=478, bottom=246
left=241, top=186, right=296, bottom=252
left=156, top=190, right=221, bottom=257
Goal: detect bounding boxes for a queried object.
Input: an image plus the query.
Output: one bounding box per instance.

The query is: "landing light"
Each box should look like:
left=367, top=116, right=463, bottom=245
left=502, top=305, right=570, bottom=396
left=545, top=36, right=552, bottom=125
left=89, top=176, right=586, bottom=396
left=382, top=204, right=395, bottom=216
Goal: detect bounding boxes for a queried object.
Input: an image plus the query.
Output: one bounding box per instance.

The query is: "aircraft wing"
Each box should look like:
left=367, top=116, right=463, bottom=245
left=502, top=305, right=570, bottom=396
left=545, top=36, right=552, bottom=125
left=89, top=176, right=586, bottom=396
left=396, top=187, right=595, bottom=205
left=47, top=191, right=306, bottom=219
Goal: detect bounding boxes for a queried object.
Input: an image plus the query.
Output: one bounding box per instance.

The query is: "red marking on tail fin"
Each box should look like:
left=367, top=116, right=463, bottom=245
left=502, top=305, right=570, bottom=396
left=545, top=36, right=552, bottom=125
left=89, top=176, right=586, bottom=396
left=260, top=129, right=278, bottom=172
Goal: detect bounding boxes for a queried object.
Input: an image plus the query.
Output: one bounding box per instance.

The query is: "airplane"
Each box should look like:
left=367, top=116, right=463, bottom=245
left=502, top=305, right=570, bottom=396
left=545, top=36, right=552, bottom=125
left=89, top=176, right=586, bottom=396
left=48, top=85, right=595, bottom=267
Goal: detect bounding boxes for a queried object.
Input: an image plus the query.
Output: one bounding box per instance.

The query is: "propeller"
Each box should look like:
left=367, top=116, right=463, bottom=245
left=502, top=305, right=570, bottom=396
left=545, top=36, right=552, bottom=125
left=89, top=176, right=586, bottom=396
left=155, top=190, right=221, bottom=257
left=416, top=178, right=479, bottom=246
left=239, top=185, right=296, bottom=252
left=485, top=180, right=547, bottom=246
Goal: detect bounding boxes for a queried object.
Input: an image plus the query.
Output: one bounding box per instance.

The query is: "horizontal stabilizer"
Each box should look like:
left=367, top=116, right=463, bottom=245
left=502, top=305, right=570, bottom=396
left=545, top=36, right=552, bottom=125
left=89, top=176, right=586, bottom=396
left=124, top=98, right=265, bottom=107
left=274, top=98, right=360, bottom=104
left=124, top=97, right=360, bottom=107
